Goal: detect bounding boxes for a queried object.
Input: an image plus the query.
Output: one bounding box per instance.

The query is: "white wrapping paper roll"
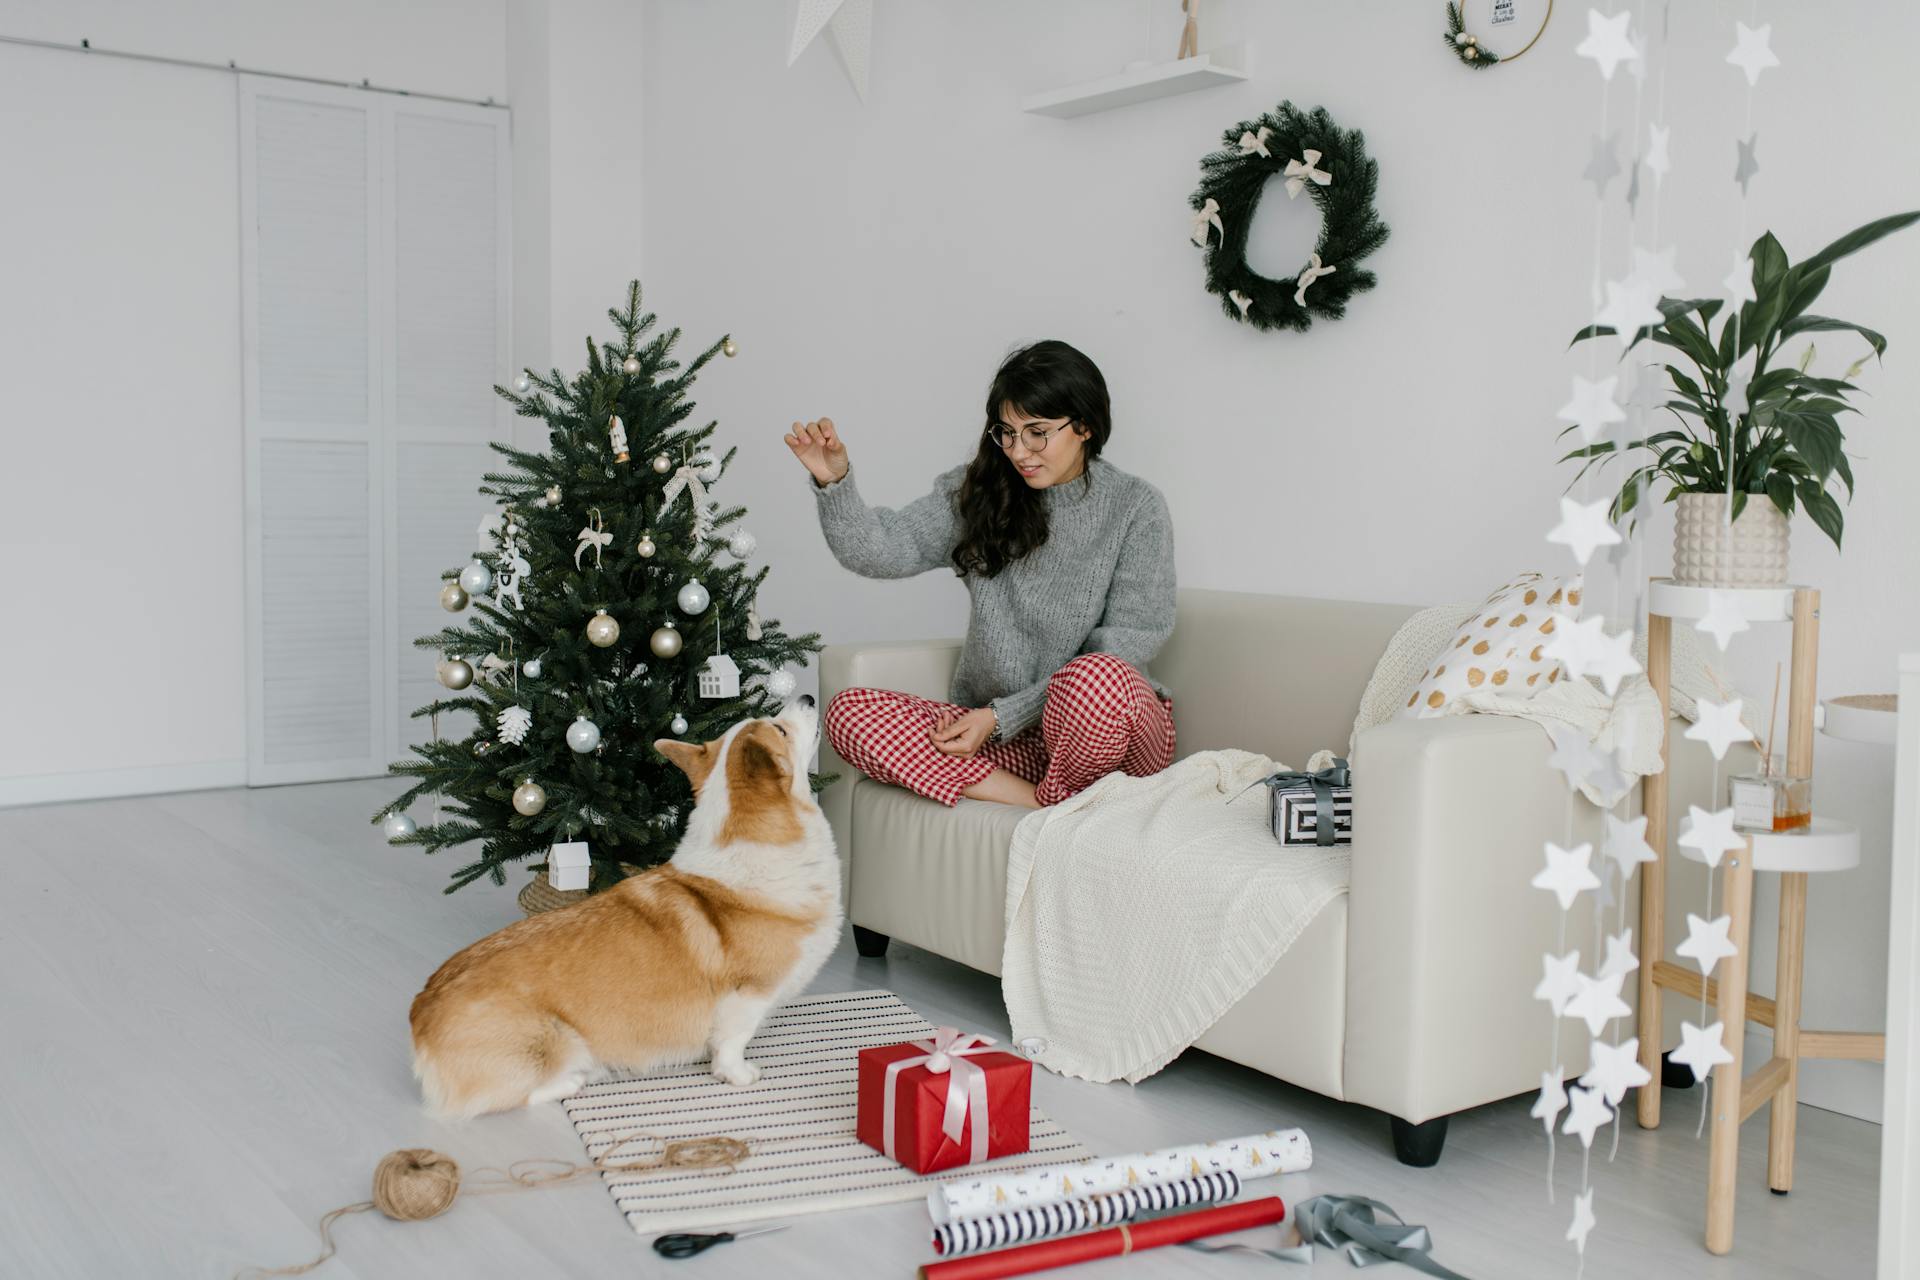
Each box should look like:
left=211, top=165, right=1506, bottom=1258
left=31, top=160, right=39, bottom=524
left=926, top=1128, right=1311, bottom=1225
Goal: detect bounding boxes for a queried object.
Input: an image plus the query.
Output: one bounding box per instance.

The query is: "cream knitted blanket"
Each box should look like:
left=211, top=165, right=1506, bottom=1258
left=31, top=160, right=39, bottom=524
left=1001, top=750, right=1349, bottom=1085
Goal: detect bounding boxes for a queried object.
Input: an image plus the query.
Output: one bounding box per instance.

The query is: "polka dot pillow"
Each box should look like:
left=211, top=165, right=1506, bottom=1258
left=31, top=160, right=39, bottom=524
left=1401, top=572, right=1584, bottom=718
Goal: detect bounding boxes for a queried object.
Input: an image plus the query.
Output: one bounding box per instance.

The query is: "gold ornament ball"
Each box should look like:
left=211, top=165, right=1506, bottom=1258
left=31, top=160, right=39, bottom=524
left=440, top=581, right=469, bottom=612
left=512, top=781, right=547, bottom=816
left=1464, top=45, right=1478, bottom=58
left=649, top=624, right=683, bottom=658
left=436, top=657, right=474, bottom=690
left=651, top=453, right=673, bottom=475
left=586, top=609, right=620, bottom=647
left=722, top=337, right=738, bottom=358
left=622, top=353, right=641, bottom=375
left=636, top=533, right=657, bottom=558
left=545, top=484, right=563, bottom=505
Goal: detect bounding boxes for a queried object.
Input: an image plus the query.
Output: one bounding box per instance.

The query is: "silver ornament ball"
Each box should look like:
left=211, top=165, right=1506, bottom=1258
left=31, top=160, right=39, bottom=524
left=523, top=656, right=543, bottom=679
left=382, top=812, right=417, bottom=841
left=622, top=353, right=641, bottom=375
left=436, top=657, right=474, bottom=690
left=722, top=337, right=738, bottom=358
left=545, top=484, right=563, bottom=505
left=694, top=454, right=721, bottom=483
left=512, top=781, right=547, bottom=816
left=766, top=669, right=798, bottom=699
left=511, top=373, right=531, bottom=393
left=458, top=560, right=493, bottom=595
left=636, top=533, right=657, bottom=558
left=651, top=453, right=673, bottom=475
left=669, top=713, right=689, bottom=735
left=440, top=581, right=469, bottom=612
left=586, top=609, right=620, bottom=647
left=727, top=530, right=757, bottom=559
left=566, top=716, right=602, bottom=754
left=1454, top=30, right=1471, bottom=45
left=650, top=624, right=684, bottom=658
left=677, top=578, right=711, bottom=615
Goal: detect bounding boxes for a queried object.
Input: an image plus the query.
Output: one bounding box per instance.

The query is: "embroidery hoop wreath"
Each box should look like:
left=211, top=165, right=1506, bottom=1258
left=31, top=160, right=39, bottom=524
left=1190, top=102, right=1390, bottom=333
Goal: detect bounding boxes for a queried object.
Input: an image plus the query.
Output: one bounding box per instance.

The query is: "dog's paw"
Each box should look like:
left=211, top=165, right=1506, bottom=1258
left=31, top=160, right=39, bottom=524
left=714, top=1059, right=761, bottom=1088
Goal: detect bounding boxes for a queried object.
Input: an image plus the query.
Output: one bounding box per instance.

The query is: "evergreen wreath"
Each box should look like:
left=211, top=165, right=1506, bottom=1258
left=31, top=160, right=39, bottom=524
left=1189, top=102, right=1390, bottom=333
left=1443, top=2, right=1499, bottom=67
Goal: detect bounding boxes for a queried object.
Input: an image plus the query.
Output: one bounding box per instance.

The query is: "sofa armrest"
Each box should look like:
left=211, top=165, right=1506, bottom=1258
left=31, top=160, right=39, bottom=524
left=1341, top=714, right=1606, bottom=1124
left=816, top=639, right=964, bottom=898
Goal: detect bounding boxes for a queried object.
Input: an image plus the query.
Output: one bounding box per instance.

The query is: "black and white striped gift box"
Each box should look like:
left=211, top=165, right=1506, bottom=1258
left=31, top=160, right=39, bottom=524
left=1273, top=786, right=1353, bottom=846
left=930, top=1171, right=1242, bottom=1257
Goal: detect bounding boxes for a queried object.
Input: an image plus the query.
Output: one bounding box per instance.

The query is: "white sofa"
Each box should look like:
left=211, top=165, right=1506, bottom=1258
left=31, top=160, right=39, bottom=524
left=818, top=587, right=1729, bottom=1164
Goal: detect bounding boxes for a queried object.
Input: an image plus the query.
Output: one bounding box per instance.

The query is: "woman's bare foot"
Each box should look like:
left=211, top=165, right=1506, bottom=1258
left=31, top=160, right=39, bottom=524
left=962, top=768, right=1040, bottom=809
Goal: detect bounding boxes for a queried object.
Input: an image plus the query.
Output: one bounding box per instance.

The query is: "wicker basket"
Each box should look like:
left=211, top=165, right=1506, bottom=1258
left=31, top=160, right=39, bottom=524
left=517, top=871, right=591, bottom=917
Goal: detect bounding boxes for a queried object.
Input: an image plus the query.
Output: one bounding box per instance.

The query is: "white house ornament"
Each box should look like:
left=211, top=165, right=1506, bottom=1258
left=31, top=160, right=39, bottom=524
left=608, top=415, right=629, bottom=464
left=458, top=560, right=494, bottom=596
left=498, top=704, right=533, bottom=746
left=586, top=609, right=620, bottom=647
left=1725, top=21, right=1779, bottom=87
left=1695, top=589, right=1752, bottom=652
left=1564, top=969, right=1632, bottom=1038
left=436, top=657, right=474, bottom=690
left=650, top=624, right=684, bottom=658
left=1533, top=841, right=1601, bottom=911
left=1574, top=7, right=1636, bottom=80
left=677, top=578, right=711, bottom=615
left=1535, top=950, right=1584, bottom=1016
left=1676, top=912, right=1739, bottom=976
left=440, top=581, right=469, bottom=612
left=566, top=716, right=602, bottom=754
left=1678, top=804, right=1744, bottom=868
left=1671, top=1019, right=1735, bottom=1083
left=382, top=811, right=417, bottom=841
left=1557, top=375, right=1625, bottom=445
left=1580, top=1036, right=1652, bottom=1107
left=512, top=780, right=547, bottom=816
left=698, top=654, right=742, bottom=698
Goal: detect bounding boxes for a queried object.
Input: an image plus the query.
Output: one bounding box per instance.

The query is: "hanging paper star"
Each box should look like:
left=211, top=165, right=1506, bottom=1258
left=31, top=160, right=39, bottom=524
left=1534, top=841, right=1602, bottom=911
left=1630, top=245, right=1686, bottom=298
left=1557, top=376, right=1625, bottom=445
left=1686, top=696, right=1751, bottom=761
left=1561, top=1084, right=1615, bottom=1148
left=1671, top=1019, right=1735, bottom=1083
left=1625, top=29, right=1650, bottom=83
left=1695, top=589, right=1752, bottom=652
left=1544, top=720, right=1630, bottom=801
left=1532, top=1068, right=1570, bottom=1133
left=1725, top=363, right=1753, bottom=419
left=1548, top=497, right=1624, bottom=567
left=1567, top=1188, right=1598, bottom=1253
left=1565, top=970, right=1633, bottom=1037
left=1581, top=1036, right=1652, bottom=1106
left=1722, top=252, right=1758, bottom=305
left=1594, top=277, right=1664, bottom=349
left=787, top=0, right=874, bottom=101
left=1734, top=133, right=1762, bottom=197
left=1726, top=21, right=1780, bottom=87
left=1679, top=805, right=1745, bottom=868
left=1598, top=929, right=1640, bottom=981
left=1535, top=950, right=1585, bottom=1016
left=1676, top=912, right=1739, bottom=976
left=1646, top=123, right=1672, bottom=188
left=1588, top=625, right=1642, bottom=696
left=1575, top=8, right=1638, bottom=80
left=1583, top=132, right=1623, bottom=197
left=1604, top=813, right=1658, bottom=879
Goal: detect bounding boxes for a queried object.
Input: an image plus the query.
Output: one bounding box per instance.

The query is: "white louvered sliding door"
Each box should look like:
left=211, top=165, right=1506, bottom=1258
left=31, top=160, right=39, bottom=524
left=241, top=79, right=510, bottom=785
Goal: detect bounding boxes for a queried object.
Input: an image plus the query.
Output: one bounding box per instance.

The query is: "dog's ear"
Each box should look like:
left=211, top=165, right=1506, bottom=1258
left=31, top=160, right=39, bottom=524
left=654, top=738, right=716, bottom=790
left=733, top=731, right=792, bottom=787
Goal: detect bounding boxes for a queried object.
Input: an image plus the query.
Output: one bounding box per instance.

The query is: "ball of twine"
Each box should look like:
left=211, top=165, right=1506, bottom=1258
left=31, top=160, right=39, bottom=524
left=238, top=1133, right=748, bottom=1279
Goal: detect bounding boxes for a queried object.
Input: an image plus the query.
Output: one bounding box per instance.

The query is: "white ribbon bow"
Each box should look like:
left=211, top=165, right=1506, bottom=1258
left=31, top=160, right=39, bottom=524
left=573, top=525, right=613, bottom=570
left=1190, top=198, right=1223, bottom=247
left=1237, top=126, right=1273, bottom=159
left=660, top=465, right=716, bottom=543
left=1229, top=289, right=1254, bottom=317
left=1294, top=253, right=1337, bottom=307
left=1283, top=148, right=1332, bottom=198
left=882, top=1027, right=1000, bottom=1166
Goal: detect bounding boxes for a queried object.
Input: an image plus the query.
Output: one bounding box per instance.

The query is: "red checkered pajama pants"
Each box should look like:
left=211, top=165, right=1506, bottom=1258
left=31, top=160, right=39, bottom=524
left=825, top=653, right=1176, bottom=808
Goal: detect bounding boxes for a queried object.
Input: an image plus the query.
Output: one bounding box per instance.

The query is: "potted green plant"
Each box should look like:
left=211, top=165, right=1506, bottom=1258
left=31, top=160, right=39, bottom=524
left=1564, top=212, right=1918, bottom=587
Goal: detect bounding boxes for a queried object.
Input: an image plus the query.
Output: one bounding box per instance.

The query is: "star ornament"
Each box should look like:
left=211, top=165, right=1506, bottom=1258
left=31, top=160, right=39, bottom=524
left=1576, top=8, right=1637, bottom=81
left=1679, top=805, right=1745, bottom=868
left=1544, top=721, right=1630, bottom=802
left=1723, top=253, right=1758, bottom=306
left=1588, top=625, right=1642, bottom=696
left=1695, top=589, right=1752, bottom=652
left=1676, top=912, right=1739, bottom=976
left=1532, top=1068, right=1569, bottom=1133
left=1686, top=696, right=1752, bottom=761
left=1735, top=133, right=1762, bottom=198
left=1547, top=497, right=1624, bottom=567
left=1598, top=929, right=1640, bottom=981
left=1604, top=813, right=1657, bottom=878
left=1630, top=244, right=1686, bottom=298
left=1534, top=841, right=1602, bottom=911
left=1561, top=1083, right=1615, bottom=1149
left=787, top=0, right=874, bottom=100
left=1581, top=1036, right=1653, bottom=1106
left=1557, top=375, right=1625, bottom=445
left=1726, top=21, right=1780, bottom=87
left=1594, top=276, right=1664, bottom=349
left=1535, top=950, right=1585, bottom=1016
left=1672, top=1019, right=1735, bottom=1083
left=1565, top=969, right=1633, bottom=1037
left=1567, top=1188, right=1598, bottom=1254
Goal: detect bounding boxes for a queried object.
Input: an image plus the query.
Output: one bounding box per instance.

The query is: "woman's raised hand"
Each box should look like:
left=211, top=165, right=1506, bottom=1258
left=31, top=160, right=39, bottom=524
left=785, top=417, right=850, bottom=488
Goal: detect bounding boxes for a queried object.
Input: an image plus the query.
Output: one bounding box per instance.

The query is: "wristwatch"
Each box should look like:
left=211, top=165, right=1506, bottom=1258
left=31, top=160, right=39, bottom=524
left=984, top=706, right=1001, bottom=744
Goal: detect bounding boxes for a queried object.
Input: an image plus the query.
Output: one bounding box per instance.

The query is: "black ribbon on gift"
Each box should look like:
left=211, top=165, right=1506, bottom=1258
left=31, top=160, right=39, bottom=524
left=1236, top=758, right=1351, bottom=847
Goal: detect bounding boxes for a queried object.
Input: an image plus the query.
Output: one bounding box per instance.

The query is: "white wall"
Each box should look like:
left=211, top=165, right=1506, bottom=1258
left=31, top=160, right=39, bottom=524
left=634, top=0, right=1920, bottom=1120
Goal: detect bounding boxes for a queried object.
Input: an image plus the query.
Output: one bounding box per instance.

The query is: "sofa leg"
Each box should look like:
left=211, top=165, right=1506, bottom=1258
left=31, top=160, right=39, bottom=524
left=852, top=925, right=891, bottom=959
left=1389, top=1115, right=1449, bottom=1168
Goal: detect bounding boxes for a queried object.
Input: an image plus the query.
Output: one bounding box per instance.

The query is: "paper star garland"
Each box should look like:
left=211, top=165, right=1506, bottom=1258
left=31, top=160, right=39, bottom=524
left=1726, top=21, right=1780, bottom=87
left=1603, top=812, right=1657, bottom=878
left=1695, top=589, right=1752, bottom=652
left=1547, top=497, right=1624, bottom=566
left=1723, top=252, right=1758, bottom=305
left=1630, top=244, right=1686, bottom=297
left=1544, top=721, right=1630, bottom=802
left=1562, top=1083, right=1615, bottom=1148
left=1581, top=1036, right=1652, bottom=1106
left=1679, top=804, right=1745, bottom=868
left=1599, top=929, right=1640, bottom=981
left=1544, top=613, right=1607, bottom=678
left=1533, top=1068, right=1570, bottom=1133
left=1594, top=277, right=1664, bottom=349
left=1567, top=1188, right=1598, bottom=1253
left=1587, top=625, right=1642, bottom=696
left=1676, top=912, right=1739, bottom=976
left=787, top=0, right=874, bottom=101
left=1725, top=362, right=1753, bottom=418
left=1646, top=123, right=1671, bottom=188
left=1565, top=969, right=1633, bottom=1037
left=1735, top=133, right=1762, bottom=197
left=1685, top=696, right=1751, bottom=761
left=1583, top=132, right=1622, bottom=197
left=1671, top=1019, right=1735, bottom=1083
left=1534, top=841, right=1602, bottom=911
left=1575, top=8, right=1638, bottom=80
left=1536, top=950, right=1585, bottom=1016
left=1557, top=376, right=1625, bottom=445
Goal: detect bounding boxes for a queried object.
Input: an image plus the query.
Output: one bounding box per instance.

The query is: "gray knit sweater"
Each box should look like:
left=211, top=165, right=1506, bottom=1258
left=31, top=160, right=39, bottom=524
left=812, top=458, right=1176, bottom=739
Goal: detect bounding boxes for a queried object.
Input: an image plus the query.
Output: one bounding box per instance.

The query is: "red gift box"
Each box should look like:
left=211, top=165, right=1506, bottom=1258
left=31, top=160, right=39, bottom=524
left=856, top=1028, right=1031, bottom=1174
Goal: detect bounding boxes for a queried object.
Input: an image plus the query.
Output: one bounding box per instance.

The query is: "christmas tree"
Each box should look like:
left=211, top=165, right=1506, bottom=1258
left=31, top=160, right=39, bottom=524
left=375, top=282, right=822, bottom=894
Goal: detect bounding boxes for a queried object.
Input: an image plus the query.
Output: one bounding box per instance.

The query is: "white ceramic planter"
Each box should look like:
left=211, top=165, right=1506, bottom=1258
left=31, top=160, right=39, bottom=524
left=1672, top=492, right=1791, bottom=587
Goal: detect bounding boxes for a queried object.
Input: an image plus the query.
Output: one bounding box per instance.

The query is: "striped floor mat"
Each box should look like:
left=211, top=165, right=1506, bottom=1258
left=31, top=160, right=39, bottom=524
left=562, top=989, right=1090, bottom=1235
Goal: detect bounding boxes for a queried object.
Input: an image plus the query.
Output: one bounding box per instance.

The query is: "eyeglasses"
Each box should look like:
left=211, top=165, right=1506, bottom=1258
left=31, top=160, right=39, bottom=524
left=986, top=420, right=1074, bottom=452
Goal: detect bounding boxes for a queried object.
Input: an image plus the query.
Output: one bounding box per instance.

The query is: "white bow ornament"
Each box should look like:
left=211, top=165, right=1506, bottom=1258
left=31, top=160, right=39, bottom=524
left=1237, top=126, right=1273, bottom=159
left=574, top=523, right=613, bottom=570
left=1190, top=198, right=1224, bottom=247
left=1229, top=290, right=1254, bottom=317
left=1294, top=253, right=1337, bottom=307
left=660, top=465, right=717, bottom=543
left=881, top=1027, right=1002, bottom=1166
left=1284, top=149, right=1333, bottom=198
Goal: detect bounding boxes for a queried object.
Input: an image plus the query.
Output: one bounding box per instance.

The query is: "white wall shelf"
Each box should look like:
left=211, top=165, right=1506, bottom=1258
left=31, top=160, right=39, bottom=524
left=1022, top=45, right=1248, bottom=119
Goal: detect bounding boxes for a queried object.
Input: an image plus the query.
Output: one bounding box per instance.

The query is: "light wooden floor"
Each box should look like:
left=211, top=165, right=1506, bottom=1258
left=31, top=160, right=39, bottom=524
left=0, top=779, right=1878, bottom=1279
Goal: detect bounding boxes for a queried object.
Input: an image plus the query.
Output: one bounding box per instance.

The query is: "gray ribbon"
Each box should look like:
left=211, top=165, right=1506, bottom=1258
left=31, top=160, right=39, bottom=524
left=1239, top=758, right=1351, bottom=847
left=1182, top=1194, right=1471, bottom=1278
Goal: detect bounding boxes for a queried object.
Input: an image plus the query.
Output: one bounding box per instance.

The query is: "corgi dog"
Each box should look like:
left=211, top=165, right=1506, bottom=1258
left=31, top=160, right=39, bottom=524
left=408, top=697, right=841, bottom=1118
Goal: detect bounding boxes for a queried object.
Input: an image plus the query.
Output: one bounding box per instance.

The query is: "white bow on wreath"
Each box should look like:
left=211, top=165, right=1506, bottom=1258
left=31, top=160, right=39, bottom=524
left=1284, top=148, right=1333, bottom=198
left=661, top=464, right=717, bottom=543
left=1294, top=252, right=1338, bottom=306
left=1236, top=126, right=1273, bottom=159
left=1190, top=197, right=1223, bottom=247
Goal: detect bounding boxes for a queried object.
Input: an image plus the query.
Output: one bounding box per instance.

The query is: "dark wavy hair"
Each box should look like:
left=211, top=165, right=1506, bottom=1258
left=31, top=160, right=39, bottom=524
left=950, top=340, right=1112, bottom=578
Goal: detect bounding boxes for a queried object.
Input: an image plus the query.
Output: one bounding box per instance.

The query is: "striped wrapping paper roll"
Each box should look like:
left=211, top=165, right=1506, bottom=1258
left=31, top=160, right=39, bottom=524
left=931, top=1172, right=1242, bottom=1258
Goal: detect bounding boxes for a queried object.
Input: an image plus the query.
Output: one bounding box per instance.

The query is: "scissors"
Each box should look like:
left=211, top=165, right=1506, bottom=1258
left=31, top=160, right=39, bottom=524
left=652, top=1225, right=791, bottom=1259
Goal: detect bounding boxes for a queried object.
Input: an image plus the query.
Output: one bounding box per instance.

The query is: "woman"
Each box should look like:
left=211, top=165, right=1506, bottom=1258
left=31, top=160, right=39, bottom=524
left=785, top=340, right=1177, bottom=810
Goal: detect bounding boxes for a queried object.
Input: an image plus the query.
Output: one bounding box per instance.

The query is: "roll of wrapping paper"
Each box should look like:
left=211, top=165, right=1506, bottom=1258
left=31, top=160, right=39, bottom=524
left=918, top=1196, right=1287, bottom=1280
left=927, top=1128, right=1308, bottom=1225
left=932, top=1172, right=1241, bottom=1258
